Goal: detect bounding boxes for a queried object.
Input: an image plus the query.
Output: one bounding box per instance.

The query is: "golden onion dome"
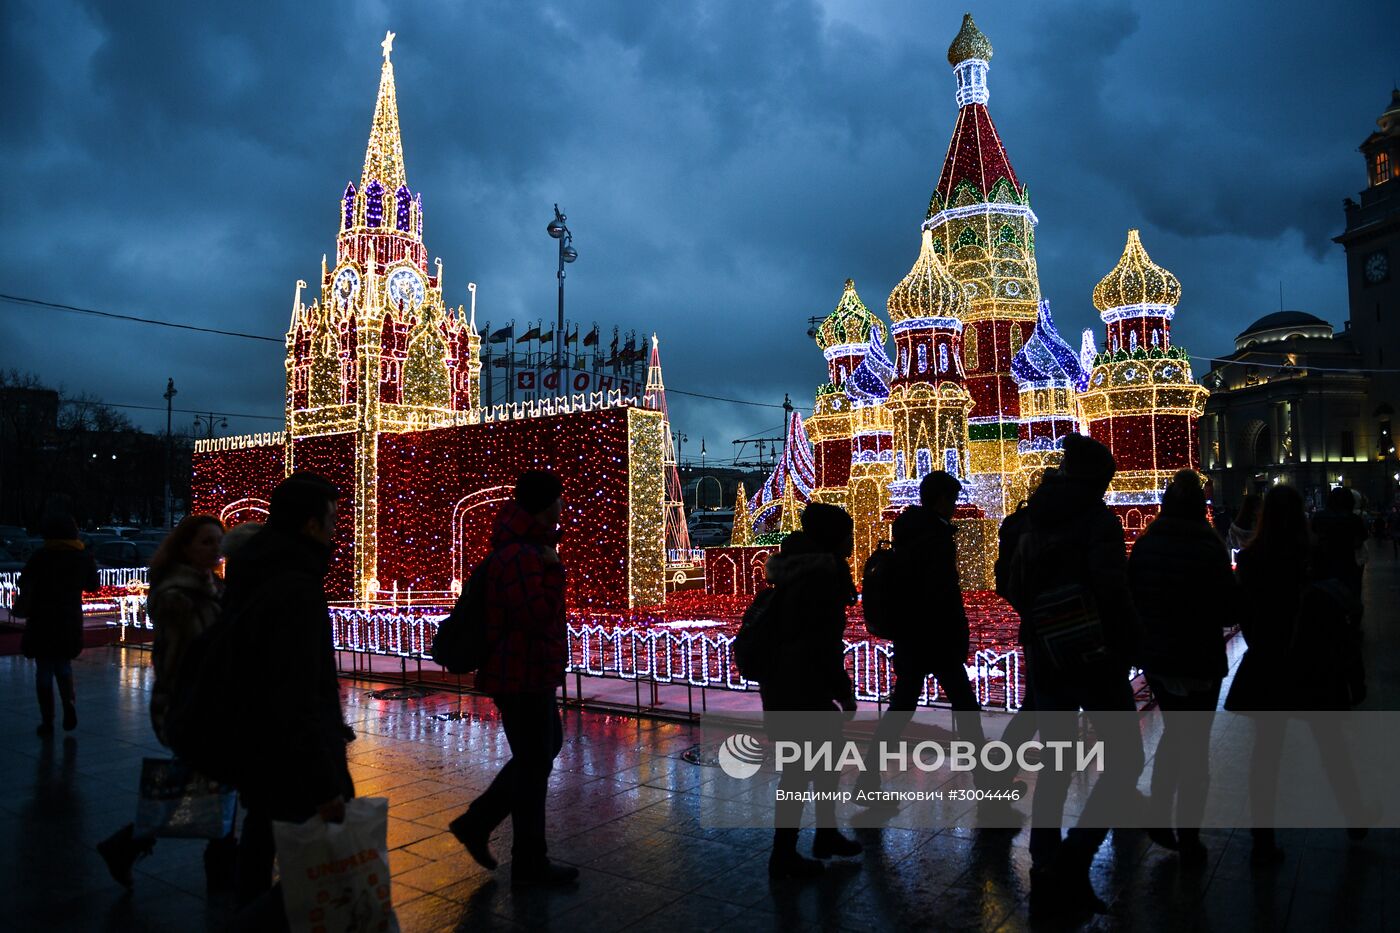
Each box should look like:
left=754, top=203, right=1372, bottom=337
left=814, top=279, right=883, bottom=352
left=947, top=13, right=993, bottom=67
left=888, top=229, right=968, bottom=323
left=1092, top=229, right=1181, bottom=312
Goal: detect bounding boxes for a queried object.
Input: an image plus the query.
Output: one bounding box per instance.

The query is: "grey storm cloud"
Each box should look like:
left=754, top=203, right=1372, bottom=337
left=1, top=0, right=1395, bottom=460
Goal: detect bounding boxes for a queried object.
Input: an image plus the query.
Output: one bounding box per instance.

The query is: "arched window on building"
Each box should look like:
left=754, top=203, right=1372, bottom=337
left=1375, top=150, right=1392, bottom=186
left=938, top=344, right=949, bottom=372
left=917, top=344, right=928, bottom=373
left=963, top=325, right=978, bottom=368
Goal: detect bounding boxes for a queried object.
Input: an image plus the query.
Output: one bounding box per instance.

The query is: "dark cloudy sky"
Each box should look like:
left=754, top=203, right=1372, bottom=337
left=2, top=0, right=1396, bottom=462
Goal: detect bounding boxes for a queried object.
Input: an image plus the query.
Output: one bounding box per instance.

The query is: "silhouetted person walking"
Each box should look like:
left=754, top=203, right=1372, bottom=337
left=450, top=470, right=578, bottom=888
left=857, top=471, right=989, bottom=801
left=1310, top=486, right=1368, bottom=606
left=1129, top=471, right=1236, bottom=863
left=225, top=472, right=354, bottom=916
left=762, top=503, right=862, bottom=879
left=15, top=513, right=98, bottom=736
left=1225, top=483, right=1371, bottom=865
left=1001, top=434, right=1145, bottom=920
left=98, top=515, right=236, bottom=889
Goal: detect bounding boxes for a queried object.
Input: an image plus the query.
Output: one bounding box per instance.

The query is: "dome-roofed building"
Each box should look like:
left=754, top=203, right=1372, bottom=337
left=1204, top=84, right=1400, bottom=512
left=1233, top=310, right=1334, bottom=350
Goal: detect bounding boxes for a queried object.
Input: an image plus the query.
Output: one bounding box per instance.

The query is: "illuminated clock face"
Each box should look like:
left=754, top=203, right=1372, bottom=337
left=1364, top=250, right=1389, bottom=284
left=387, top=268, right=425, bottom=309
left=333, top=268, right=359, bottom=303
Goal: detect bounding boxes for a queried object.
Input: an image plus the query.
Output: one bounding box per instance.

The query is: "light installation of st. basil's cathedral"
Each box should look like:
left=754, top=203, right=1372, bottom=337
left=744, top=13, right=1208, bottom=583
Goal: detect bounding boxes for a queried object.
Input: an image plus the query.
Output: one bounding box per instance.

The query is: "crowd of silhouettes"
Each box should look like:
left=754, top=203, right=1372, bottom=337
left=9, top=441, right=1383, bottom=926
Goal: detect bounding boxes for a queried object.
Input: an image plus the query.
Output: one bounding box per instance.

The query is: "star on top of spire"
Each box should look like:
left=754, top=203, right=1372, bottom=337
left=362, top=30, right=407, bottom=192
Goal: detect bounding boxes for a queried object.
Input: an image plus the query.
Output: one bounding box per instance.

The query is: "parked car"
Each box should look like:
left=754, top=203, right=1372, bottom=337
left=133, top=541, right=160, bottom=565
left=93, top=525, right=142, bottom=540
left=92, top=539, right=141, bottom=568
left=689, top=523, right=732, bottom=547
left=8, top=538, right=45, bottom=562
left=0, top=544, right=26, bottom=574
left=0, top=525, right=30, bottom=554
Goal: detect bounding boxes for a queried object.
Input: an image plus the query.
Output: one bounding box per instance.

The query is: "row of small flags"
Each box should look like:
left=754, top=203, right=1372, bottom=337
left=482, top=324, right=647, bottom=368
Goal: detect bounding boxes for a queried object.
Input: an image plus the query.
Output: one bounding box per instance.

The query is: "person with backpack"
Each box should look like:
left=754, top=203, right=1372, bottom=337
left=1000, top=433, right=1145, bottom=920
left=856, top=471, right=988, bottom=802
left=97, top=515, right=237, bottom=889
left=1128, top=471, right=1236, bottom=864
left=14, top=513, right=99, bottom=736
left=759, top=503, right=863, bottom=879
left=223, top=473, right=355, bottom=912
left=1224, top=483, right=1373, bottom=865
left=448, top=470, right=578, bottom=888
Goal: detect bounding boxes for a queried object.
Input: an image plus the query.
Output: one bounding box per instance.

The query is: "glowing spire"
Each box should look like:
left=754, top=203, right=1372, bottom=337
left=362, top=31, right=407, bottom=192
left=732, top=483, right=753, bottom=546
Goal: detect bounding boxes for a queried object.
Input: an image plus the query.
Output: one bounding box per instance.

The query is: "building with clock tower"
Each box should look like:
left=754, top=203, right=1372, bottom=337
left=1336, top=88, right=1400, bottom=426
left=1202, top=89, right=1400, bottom=509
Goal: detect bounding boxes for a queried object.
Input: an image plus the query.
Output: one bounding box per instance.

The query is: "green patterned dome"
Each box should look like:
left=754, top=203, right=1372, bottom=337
left=814, top=279, right=885, bottom=352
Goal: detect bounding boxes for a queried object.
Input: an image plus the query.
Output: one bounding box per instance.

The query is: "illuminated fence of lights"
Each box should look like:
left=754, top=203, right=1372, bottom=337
left=87, top=578, right=1027, bottom=710
left=317, top=601, right=1027, bottom=710
left=0, top=567, right=148, bottom=612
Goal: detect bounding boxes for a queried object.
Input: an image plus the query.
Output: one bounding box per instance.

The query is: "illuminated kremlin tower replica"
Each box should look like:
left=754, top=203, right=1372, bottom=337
left=926, top=14, right=1042, bottom=520
left=1077, top=230, right=1208, bottom=538
left=193, top=35, right=667, bottom=607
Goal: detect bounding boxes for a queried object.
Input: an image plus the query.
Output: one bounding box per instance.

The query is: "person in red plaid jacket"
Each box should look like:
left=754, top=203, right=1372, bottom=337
left=450, top=471, right=579, bottom=888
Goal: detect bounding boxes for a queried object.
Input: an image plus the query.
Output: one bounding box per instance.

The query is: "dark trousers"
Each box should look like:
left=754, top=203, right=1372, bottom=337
left=467, top=691, right=564, bottom=864
left=862, top=647, right=986, bottom=790
left=34, top=658, right=75, bottom=723
left=236, top=809, right=276, bottom=906
left=1248, top=713, right=1366, bottom=850
left=767, top=701, right=843, bottom=852
left=1027, top=652, right=1144, bottom=870
left=1146, top=677, right=1220, bottom=842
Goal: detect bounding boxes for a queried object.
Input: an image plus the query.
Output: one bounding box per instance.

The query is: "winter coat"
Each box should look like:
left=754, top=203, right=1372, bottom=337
left=1225, top=543, right=1358, bottom=711
left=16, top=541, right=99, bottom=661
left=1225, top=521, right=1253, bottom=555
left=1127, top=515, right=1235, bottom=684
left=889, top=505, right=969, bottom=669
left=148, top=564, right=221, bottom=744
left=474, top=502, right=567, bottom=696
left=1000, top=473, right=1139, bottom=661
left=1310, top=510, right=1367, bottom=598
left=224, top=525, right=353, bottom=819
left=758, top=533, right=856, bottom=712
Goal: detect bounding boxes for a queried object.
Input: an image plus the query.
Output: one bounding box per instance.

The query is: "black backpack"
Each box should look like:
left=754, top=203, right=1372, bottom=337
left=162, top=613, right=242, bottom=785
left=733, top=587, right=784, bottom=683
left=859, top=542, right=903, bottom=640
left=432, top=554, right=496, bottom=674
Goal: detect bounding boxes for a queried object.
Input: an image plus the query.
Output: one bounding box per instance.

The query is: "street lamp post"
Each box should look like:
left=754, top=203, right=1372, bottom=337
left=546, top=204, right=577, bottom=376
left=163, top=378, right=177, bottom=528
left=194, top=412, right=228, bottom=440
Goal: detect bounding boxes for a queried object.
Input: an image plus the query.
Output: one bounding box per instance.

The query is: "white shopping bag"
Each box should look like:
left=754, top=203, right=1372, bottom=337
left=273, top=796, right=401, bottom=933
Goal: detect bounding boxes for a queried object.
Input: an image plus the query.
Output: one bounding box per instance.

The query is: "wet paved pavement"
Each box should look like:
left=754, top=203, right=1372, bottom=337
left=2, top=544, right=1398, bottom=932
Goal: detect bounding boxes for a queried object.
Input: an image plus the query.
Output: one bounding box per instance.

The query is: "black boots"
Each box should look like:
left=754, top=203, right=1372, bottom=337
left=448, top=810, right=498, bottom=870
left=768, top=828, right=827, bottom=880
left=812, top=828, right=863, bottom=859
left=510, top=860, right=579, bottom=889
left=97, top=824, right=155, bottom=888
